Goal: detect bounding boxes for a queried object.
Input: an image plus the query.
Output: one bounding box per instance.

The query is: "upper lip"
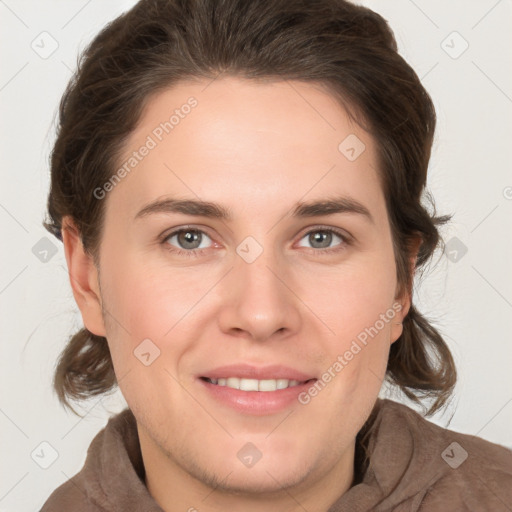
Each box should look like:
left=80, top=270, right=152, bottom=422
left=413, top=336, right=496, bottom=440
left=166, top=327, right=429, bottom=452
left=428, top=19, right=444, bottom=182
left=200, top=364, right=316, bottom=382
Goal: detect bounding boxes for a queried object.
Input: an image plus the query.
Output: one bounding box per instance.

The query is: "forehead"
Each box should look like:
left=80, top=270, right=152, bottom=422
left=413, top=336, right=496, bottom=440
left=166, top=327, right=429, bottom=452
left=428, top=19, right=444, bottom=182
left=105, top=76, right=386, bottom=226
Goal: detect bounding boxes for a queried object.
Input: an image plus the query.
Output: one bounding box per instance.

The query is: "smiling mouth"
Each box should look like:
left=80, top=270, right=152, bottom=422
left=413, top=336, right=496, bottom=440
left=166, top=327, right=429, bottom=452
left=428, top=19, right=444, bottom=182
left=200, top=376, right=316, bottom=391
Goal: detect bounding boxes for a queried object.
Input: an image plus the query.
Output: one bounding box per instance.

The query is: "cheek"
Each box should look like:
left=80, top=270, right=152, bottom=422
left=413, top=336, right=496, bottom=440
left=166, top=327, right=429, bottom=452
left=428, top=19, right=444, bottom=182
left=306, top=255, right=397, bottom=340
left=101, top=250, right=216, bottom=339
left=97, top=253, right=227, bottom=397
left=97, top=263, right=198, bottom=416
left=300, top=254, right=397, bottom=397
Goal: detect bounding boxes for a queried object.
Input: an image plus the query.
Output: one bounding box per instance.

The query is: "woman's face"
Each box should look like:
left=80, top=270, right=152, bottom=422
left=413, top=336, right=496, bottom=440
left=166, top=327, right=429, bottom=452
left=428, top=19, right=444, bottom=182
left=77, top=76, right=408, bottom=495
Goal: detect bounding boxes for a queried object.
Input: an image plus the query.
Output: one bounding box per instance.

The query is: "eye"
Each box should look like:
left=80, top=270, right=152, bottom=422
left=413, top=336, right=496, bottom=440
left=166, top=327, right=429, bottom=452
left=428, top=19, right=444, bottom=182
left=296, top=227, right=351, bottom=253
left=163, top=227, right=214, bottom=256
left=161, top=225, right=352, bottom=258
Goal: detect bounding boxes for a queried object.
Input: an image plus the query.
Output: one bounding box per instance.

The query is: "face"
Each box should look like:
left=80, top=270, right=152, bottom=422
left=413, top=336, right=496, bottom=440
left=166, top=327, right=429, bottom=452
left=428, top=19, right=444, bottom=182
left=70, top=76, right=408, bottom=499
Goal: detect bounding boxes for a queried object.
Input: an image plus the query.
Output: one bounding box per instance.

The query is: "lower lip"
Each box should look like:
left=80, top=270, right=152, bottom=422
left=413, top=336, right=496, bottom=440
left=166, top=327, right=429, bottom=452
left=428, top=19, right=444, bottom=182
left=198, top=378, right=316, bottom=415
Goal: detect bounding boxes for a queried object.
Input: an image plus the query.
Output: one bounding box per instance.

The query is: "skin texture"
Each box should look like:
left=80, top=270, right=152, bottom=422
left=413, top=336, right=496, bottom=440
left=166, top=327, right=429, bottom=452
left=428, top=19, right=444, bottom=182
left=62, top=76, right=416, bottom=512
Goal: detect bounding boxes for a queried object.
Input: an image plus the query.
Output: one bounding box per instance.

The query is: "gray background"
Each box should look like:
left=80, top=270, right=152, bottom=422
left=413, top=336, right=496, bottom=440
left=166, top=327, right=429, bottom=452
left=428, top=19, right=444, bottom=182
left=0, top=0, right=511, bottom=510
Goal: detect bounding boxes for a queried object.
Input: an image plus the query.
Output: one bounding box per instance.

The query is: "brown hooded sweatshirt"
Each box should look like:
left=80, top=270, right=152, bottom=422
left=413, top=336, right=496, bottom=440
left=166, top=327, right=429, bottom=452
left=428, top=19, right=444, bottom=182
left=40, top=398, right=512, bottom=511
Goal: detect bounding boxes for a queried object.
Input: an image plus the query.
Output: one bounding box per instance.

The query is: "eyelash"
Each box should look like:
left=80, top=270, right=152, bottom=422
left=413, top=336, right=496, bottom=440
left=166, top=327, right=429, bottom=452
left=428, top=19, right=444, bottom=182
left=160, top=225, right=352, bottom=258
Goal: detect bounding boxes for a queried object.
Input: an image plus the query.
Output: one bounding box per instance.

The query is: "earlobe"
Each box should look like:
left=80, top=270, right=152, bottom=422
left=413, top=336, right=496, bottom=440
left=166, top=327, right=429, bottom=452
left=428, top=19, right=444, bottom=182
left=390, top=302, right=405, bottom=344
left=61, top=216, right=106, bottom=337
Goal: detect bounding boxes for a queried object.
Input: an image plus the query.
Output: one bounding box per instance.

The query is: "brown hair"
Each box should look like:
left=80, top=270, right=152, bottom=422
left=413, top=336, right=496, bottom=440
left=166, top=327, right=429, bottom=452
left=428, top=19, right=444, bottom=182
left=44, top=0, right=456, bottom=416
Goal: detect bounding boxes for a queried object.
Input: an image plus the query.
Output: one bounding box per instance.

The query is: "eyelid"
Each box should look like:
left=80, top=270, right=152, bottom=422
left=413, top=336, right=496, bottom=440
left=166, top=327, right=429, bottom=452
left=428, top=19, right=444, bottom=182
left=293, top=225, right=353, bottom=255
left=160, top=224, right=353, bottom=256
left=295, top=224, right=353, bottom=243
left=160, top=225, right=216, bottom=249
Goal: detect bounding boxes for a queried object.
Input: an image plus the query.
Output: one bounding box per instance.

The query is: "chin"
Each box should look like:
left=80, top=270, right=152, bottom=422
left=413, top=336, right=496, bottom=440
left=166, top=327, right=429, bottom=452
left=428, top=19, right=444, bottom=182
left=203, top=458, right=314, bottom=496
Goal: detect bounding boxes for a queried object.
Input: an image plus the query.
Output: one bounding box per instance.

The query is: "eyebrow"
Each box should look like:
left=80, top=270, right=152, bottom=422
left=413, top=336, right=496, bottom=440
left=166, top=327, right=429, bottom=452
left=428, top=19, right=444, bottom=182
left=134, top=195, right=374, bottom=224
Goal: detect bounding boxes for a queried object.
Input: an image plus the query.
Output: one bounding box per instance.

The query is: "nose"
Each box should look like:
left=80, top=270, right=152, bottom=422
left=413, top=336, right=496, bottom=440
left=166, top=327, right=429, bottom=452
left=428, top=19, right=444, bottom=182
left=217, top=245, right=302, bottom=342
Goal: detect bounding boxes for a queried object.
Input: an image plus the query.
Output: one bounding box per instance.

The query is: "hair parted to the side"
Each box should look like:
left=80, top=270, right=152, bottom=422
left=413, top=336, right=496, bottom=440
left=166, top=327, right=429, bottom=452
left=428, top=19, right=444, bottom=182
left=44, top=0, right=456, bottom=417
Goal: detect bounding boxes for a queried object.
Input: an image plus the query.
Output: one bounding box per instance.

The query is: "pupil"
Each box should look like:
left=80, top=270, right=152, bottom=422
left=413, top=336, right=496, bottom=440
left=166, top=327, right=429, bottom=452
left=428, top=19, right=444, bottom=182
left=311, top=231, right=331, bottom=248
left=179, top=230, right=200, bottom=249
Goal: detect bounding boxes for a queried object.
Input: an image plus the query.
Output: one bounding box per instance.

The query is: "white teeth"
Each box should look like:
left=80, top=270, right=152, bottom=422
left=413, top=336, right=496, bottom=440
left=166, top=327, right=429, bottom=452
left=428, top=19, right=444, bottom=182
left=207, top=377, right=306, bottom=391
left=226, top=377, right=239, bottom=389
left=239, top=378, right=259, bottom=391
left=276, top=379, right=289, bottom=390
left=259, top=379, right=279, bottom=391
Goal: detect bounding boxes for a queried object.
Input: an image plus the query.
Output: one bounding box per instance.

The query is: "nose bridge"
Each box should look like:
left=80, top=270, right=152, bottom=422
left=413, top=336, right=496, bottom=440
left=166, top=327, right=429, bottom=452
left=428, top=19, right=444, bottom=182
left=238, top=244, right=282, bottom=302
left=218, top=238, right=300, bottom=341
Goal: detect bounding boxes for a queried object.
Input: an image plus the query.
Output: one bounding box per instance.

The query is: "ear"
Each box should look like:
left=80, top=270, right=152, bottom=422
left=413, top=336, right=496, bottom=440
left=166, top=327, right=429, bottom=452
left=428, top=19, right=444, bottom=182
left=61, top=216, right=106, bottom=337
left=390, top=235, right=422, bottom=344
